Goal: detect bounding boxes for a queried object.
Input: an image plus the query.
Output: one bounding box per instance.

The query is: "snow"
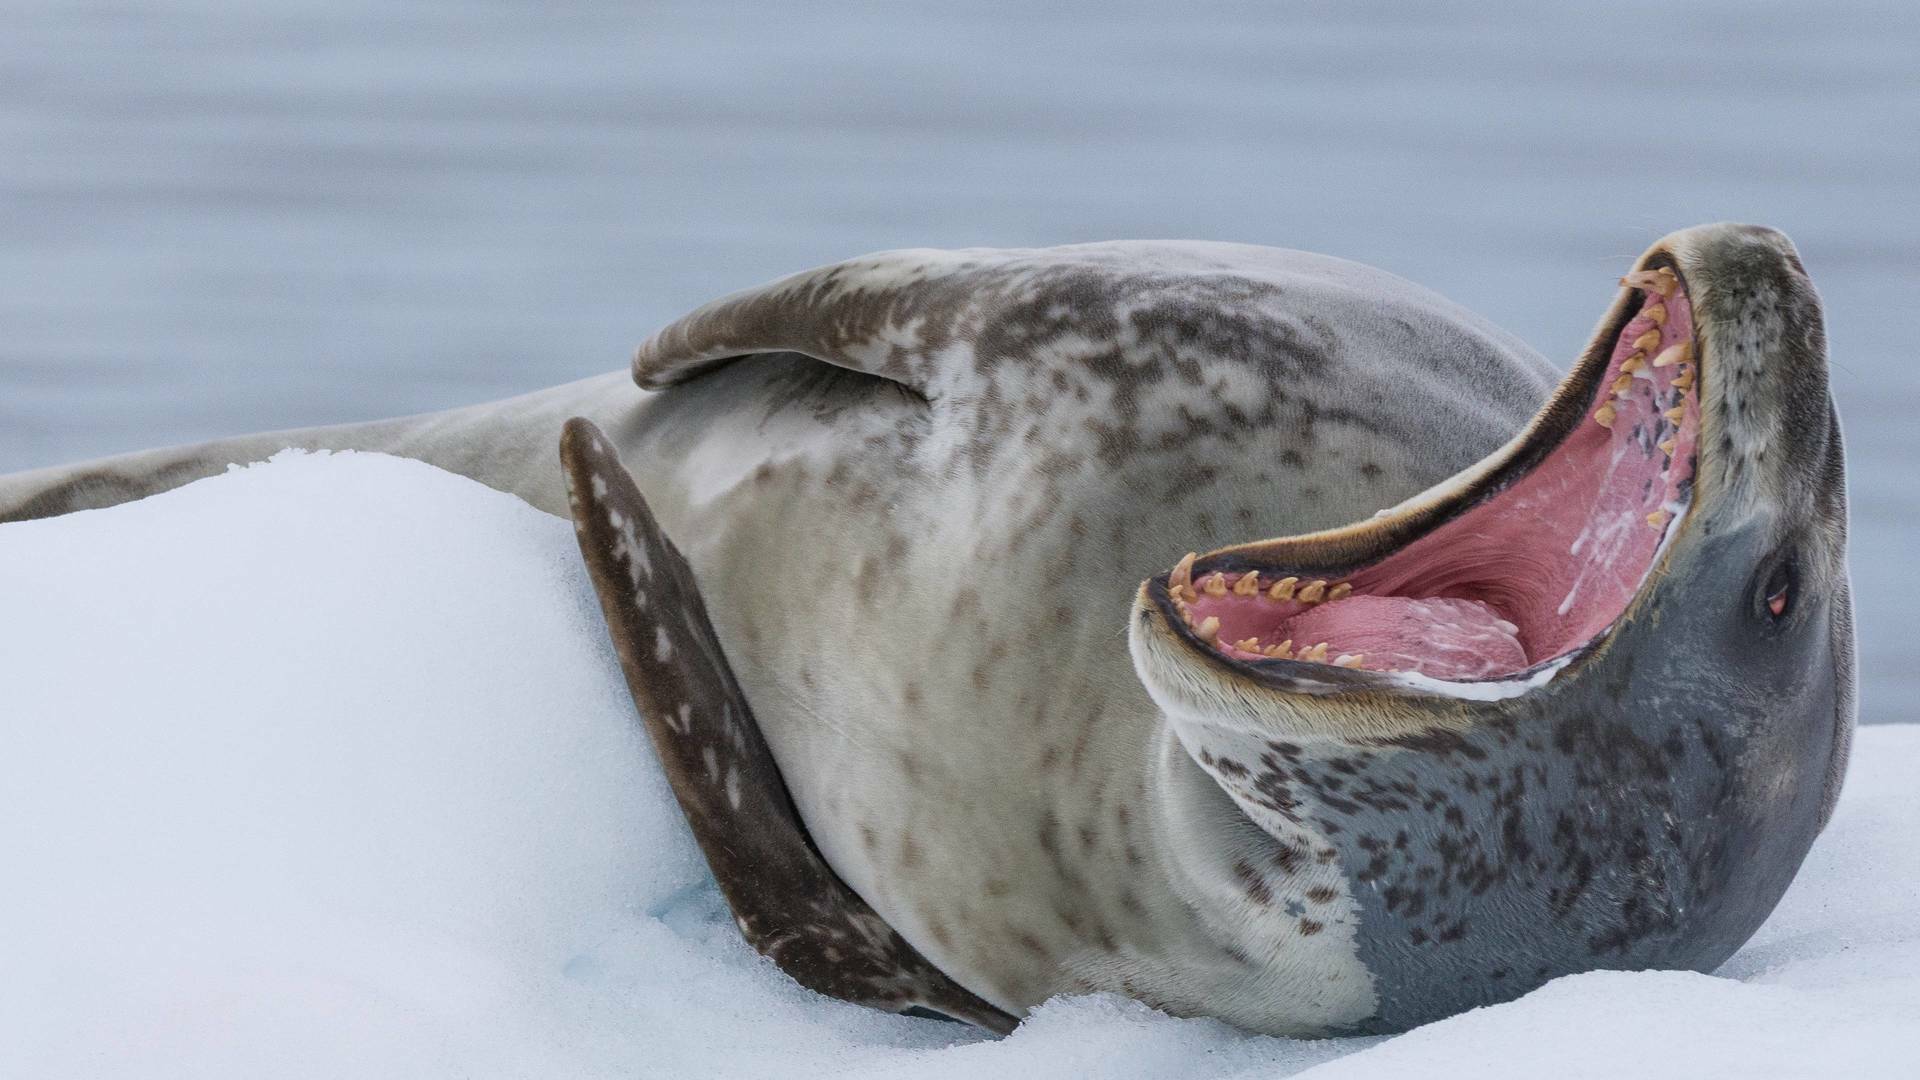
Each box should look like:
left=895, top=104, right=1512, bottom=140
left=2, top=452, right=1915, bottom=1079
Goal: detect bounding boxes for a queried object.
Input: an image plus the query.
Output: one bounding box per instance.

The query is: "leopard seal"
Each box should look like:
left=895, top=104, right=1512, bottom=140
left=0, top=223, right=1853, bottom=1037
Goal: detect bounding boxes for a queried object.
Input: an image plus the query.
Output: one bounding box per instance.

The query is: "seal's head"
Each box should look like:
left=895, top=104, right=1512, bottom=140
left=1129, top=223, right=1853, bottom=1026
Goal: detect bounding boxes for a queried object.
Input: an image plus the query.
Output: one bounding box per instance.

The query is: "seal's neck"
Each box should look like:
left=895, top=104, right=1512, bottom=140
left=1158, top=686, right=1811, bottom=1033
left=1146, top=721, right=1382, bottom=1031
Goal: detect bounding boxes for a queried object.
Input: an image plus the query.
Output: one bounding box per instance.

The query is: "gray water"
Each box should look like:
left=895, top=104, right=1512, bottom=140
left=3, top=1, right=1915, bottom=719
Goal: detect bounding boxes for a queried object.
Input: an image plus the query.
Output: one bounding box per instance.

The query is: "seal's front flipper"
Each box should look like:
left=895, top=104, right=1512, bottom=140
left=559, top=418, right=1016, bottom=1035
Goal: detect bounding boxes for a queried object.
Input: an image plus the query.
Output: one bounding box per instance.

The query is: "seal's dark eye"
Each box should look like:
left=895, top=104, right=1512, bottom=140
left=1763, top=558, right=1795, bottom=620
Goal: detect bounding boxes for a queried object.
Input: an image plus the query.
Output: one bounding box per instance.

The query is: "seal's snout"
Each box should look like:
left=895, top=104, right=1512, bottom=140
left=1655, top=222, right=1838, bottom=523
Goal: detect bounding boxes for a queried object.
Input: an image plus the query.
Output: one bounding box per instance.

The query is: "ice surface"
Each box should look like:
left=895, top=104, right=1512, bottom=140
left=1, top=455, right=1915, bottom=1079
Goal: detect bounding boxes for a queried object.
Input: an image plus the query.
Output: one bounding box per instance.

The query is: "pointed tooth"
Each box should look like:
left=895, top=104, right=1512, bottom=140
left=1658, top=437, right=1677, bottom=456
left=1622, top=355, right=1647, bottom=374
left=1594, top=402, right=1617, bottom=429
left=1621, top=267, right=1680, bottom=297
left=1652, top=341, right=1691, bottom=368
left=1203, top=572, right=1228, bottom=597
left=1642, top=302, right=1668, bottom=326
left=1234, top=637, right=1261, bottom=652
left=1169, top=552, right=1196, bottom=592
left=1664, top=406, right=1686, bottom=424
left=1672, top=366, right=1695, bottom=390
left=1611, top=373, right=1634, bottom=396
left=1646, top=509, right=1671, bottom=529
left=1234, top=571, right=1260, bottom=596
left=1333, top=653, right=1364, bottom=669
left=1620, top=269, right=1669, bottom=294
left=1195, top=616, right=1220, bottom=643
left=1297, top=580, right=1327, bottom=603
left=1328, top=582, right=1353, bottom=602
left=1304, top=642, right=1330, bottom=662
left=1269, top=639, right=1294, bottom=659
left=1633, top=330, right=1663, bottom=353
left=1269, top=577, right=1298, bottom=601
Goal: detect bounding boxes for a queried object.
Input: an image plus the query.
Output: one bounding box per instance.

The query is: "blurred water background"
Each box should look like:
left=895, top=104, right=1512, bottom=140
left=2, top=1, right=1914, bottom=718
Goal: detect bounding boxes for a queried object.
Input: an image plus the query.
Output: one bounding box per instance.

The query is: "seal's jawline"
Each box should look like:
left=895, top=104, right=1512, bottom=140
left=1157, top=268, right=1702, bottom=690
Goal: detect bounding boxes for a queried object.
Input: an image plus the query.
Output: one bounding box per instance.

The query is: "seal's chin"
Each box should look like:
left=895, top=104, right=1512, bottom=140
left=1148, top=264, right=1703, bottom=694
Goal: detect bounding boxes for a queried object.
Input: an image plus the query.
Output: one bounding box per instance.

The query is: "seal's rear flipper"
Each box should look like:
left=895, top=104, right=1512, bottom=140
left=559, top=418, right=1016, bottom=1035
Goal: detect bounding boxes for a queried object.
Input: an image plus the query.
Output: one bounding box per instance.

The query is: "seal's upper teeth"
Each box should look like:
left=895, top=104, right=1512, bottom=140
left=1672, top=366, right=1695, bottom=390
left=1328, top=583, right=1353, bottom=602
left=1611, top=373, right=1635, bottom=396
left=1621, top=267, right=1678, bottom=297
left=1268, top=577, right=1297, bottom=601
left=1595, top=402, right=1618, bottom=428
left=1647, top=510, right=1671, bottom=529
left=1234, top=571, right=1260, bottom=596
left=1643, top=302, right=1668, bottom=326
left=1664, top=406, right=1687, bottom=424
left=1658, top=437, right=1677, bottom=457
left=1297, top=580, right=1327, bottom=603
left=1622, top=355, right=1647, bottom=374
left=1203, top=572, right=1228, bottom=597
left=1633, top=329, right=1663, bottom=353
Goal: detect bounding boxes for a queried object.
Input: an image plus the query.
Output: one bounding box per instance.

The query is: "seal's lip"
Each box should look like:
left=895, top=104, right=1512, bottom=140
left=1143, top=256, right=1702, bottom=698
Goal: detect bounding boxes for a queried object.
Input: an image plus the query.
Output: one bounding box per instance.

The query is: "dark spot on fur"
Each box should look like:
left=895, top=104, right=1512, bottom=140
left=1234, top=860, right=1274, bottom=906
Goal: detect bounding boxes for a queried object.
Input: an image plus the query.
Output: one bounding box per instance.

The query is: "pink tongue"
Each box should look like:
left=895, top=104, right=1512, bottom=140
left=1282, top=595, right=1527, bottom=680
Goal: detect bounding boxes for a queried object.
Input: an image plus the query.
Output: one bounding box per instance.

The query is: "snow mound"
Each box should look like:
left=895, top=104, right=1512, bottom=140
left=1, top=452, right=1914, bottom=1079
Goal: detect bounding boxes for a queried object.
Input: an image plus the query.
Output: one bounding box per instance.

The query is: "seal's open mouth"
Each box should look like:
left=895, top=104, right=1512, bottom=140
left=1150, top=265, right=1701, bottom=690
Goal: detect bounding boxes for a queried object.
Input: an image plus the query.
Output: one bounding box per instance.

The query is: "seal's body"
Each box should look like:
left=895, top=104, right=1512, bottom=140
left=0, top=228, right=1853, bottom=1037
